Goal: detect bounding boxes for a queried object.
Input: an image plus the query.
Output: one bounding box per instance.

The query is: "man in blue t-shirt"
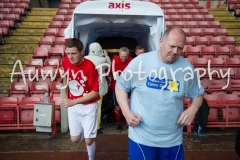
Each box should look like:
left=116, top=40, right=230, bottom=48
left=116, top=27, right=204, bottom=160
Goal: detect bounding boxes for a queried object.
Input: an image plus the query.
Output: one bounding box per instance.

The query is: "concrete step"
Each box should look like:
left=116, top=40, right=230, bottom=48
left=4, top=36, right=41, bottom=44
left=227, top=29, right=240, bottom=36
left=220, top=22, right=240, bottom=28
left=0, top=48, right=34, bottom=54
left=208, top=10, right=232, bottom=16
left=232, top=35, right=240, bottom=42
left=0, top=86, right=9, bottom=95
left=213, top=16, right=236, bottom=20
left=0, top=54, right=32, bottom=65
left=23, top=16, right=53, bottom=22
left=20, top=21, right=50, bottom=26
left=12, top=32, right=43, bottom=36
left=1, top=44, right=37, bottom=50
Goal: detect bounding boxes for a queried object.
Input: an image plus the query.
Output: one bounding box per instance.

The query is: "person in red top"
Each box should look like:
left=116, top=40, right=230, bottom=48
left=111, top=47, right=132, bottom=131
left=61, top=38, right=100, bottom=160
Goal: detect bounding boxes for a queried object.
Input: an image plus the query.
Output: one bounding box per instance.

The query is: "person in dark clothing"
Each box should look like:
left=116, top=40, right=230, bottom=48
left=236, top=130, right=240, bottom=157
left=192, top=98, right=210, bottom=136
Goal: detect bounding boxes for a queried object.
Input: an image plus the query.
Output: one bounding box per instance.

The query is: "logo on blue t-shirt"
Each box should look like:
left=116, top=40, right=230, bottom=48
left=146, top=77, right=180, bottom=92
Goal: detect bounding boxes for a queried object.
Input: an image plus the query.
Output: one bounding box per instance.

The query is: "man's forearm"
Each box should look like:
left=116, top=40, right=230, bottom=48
left=191, top=94, right=203, bottom=111
left=74, top=91, right=99, bottom=104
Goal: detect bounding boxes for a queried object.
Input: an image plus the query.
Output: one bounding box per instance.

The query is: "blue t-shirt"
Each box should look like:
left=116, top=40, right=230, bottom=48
left=116, top=50, right=204, bottom=148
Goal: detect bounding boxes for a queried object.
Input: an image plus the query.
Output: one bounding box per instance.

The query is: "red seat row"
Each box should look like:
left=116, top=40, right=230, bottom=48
left=0, top=2, right=29, bottom=9
left=165, top=14, right=214, bottom=21
left=163, top=8, right=208, bottom=15
left=184, top=36, right=236, bottom=47
left=182, top=28, right=227, bottom=37
left=183, top=46, right=240, bottom=59
left=185, top=57, right=240, bottom=68
left=166, top=20, right=221, bottom=28
left=159, top=3, right=203, bottom=9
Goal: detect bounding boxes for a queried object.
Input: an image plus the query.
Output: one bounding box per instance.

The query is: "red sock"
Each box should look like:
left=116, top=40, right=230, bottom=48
left=114, top=109, right=121, bottom=124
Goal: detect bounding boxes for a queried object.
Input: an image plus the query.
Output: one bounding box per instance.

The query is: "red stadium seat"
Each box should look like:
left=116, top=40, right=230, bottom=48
left=204, top=94, right=218, bottom=101
left=15, top=2, right=29, bottom=9
left=38, top=66, right=55, bottom=78
left=166, top=21, right=172, bottom=28
left=0, top=8, right=10, bottom=14
left=209, top=21, right=221, bottom=28
left=188, top=8, right=199, bottom=15
left=53, top=15, right=65, bottom=21
left=33, top=47, right=49, bottom=59
left=159, top=0, right=169, bottom=4
left=183, top=3, right=194, bottom=9
left=197, top=21, right=209, bottom=28
left=162, top=4, right=173, bottom=9
left=169, top=15, right=180, bottom=21
left=231, top=46, right=240, bottom=58
left=185, top=46, right=200, bottom=58
left=49, top=20, right=62, bottom=28
left=192, top=14, right=204, bottom=21
left=189, top=28, right=202, bottom=36
left=9, top=82, right=29, bottom=96
left=49, top=46, right=65, bottom=58
left=20, top=0, right=30, bottom=3
left=176, top=8, right=188, bottom=15
left=186, top=36, right=194, bottom=45
left=44, top=28, right=58, bottom=36
left=50, top=81, right=61, bottom=97
left=215, top=47, right=231, bottom=59
left=208, top=37, right=222, bottom=47
left=172, top=4, right=183, bottom=9
left=200, top=46, right=215, bottom=59
left=44, top=58, right=60, bottom=68
left=182, top=28, right=190, bottom=36
left=209, top=79, right=228, bottom=94
left=3, top=13, right=20, bottom=21
left=172, top=21, right=184, bottom=27
left=39, top=36, right=54, bottom=45
left=27, top=58, right=43, bottom=68
left=61, top=0, right=71, bottom=4
left=194, top=36, right=208, bottom=46
left=184, top=21, right=197, bottom=28
left=222, top=36, right=236, bottom=47
left=203, top=14, right=214, bottom=21
left=219, top=67, right=235, bottom=79
left=170, top=0, right=179, bottom=4
left=30, top=81, right=49, bottom=95
left=209, top=58, right=225, bottom=68
left=202, top=28, right=215, bottom=36
left=59, top=3, right=69, bottom=9
left=69, top=3, right=78, bottom=9
left=165, top=8, right=177, bottom=15
left=179, top=0, right=189, bottom=4
left=62, top=21, right=70, bottom=28
left=229, top=79, right=240, bottom=93
left=192, top=57, right=208, bottom=67
left=198, top=9, right=208, bottom=15
left=193, top=3, right=204, bottom=9
left=10, top=8, right=25, bottom=15
left=22, top=97, right=41, bottom=103
left=53, top=37, right=65, bottom=45
left=4, top=3, right=16, bottom=8
left=65, top=15, right=72, bottom=21
left=226, top=58, right=240, bottom=67
left=56, top=9, right=67, bottom=15
left=67, top=9, right=74, bottom=15
left=21, top=66, right=36, bottom=78
left=180, top=14, right=192, bottom=21
left=0, top=97, right=17, bottom=124
left=71, top=0, right=81, bottom=4
left=58, top=28, right=65, bottom=37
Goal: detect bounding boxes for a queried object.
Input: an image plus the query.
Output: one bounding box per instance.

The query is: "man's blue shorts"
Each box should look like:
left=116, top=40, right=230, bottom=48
left=128, top=138, right=184, bottom=160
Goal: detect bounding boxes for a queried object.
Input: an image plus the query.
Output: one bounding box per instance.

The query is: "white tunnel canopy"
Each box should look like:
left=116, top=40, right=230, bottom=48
left=64, top=0, right=165, bottom=53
